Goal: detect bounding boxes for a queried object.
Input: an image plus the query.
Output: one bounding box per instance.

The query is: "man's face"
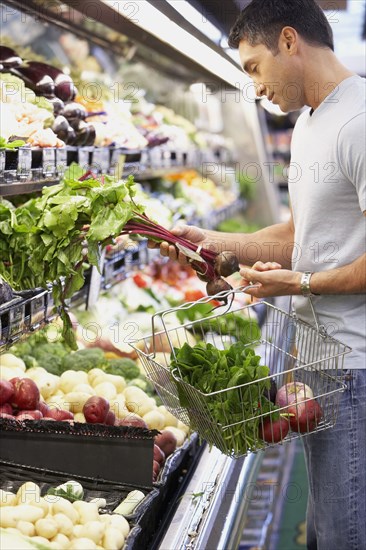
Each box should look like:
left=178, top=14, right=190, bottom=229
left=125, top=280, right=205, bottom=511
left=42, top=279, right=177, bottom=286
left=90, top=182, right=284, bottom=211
left=238, top=39, right=305, bottom=112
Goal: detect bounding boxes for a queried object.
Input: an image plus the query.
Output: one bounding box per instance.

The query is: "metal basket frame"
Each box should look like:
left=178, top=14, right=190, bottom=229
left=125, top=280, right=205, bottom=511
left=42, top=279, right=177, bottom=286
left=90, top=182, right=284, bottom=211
left=130, top=287, right=351, bottom=457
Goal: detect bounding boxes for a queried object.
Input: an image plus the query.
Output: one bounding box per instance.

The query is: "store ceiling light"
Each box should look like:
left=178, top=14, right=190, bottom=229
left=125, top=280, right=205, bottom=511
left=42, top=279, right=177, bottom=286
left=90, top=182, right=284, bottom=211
left=165, top=0, right=223, bottom=43
left=102, top=0, right=250, bottom=89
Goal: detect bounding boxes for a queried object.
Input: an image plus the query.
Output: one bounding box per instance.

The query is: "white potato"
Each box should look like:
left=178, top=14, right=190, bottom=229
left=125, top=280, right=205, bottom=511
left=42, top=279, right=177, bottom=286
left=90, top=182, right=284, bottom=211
left=93, top=382, right=117, bottom=401
left=143, top=410, right=165, bottom=430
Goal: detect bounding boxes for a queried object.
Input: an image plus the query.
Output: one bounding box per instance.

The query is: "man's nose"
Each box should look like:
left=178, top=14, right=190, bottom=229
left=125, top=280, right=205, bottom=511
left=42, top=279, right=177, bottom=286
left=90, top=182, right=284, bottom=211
left=256, top=83, right=266, bottom=97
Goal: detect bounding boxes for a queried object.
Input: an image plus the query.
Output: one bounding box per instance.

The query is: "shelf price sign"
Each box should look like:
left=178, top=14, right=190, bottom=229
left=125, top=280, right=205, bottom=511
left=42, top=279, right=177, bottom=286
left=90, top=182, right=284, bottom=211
left=78, top=148, right=91, bottom=171
left=17, top=147, right=32, bottom=179
left=8, top=303, right=25, bottom=338
left=0, top=150, right=5, bottom=178
left=56, top=148, right=67, bottom=176
left=42, top=148, right=56, bottom=177
left=92, top=148, right=110, bottom=174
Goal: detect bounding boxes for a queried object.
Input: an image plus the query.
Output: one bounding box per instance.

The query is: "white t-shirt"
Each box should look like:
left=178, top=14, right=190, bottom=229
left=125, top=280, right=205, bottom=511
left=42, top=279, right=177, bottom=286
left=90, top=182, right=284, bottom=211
left=288, top=75, right=366, bottom=369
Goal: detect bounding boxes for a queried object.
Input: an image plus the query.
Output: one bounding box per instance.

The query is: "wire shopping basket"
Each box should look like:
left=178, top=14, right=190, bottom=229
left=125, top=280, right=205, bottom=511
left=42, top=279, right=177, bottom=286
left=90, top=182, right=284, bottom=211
left=130, top=287, right=351, bottom=458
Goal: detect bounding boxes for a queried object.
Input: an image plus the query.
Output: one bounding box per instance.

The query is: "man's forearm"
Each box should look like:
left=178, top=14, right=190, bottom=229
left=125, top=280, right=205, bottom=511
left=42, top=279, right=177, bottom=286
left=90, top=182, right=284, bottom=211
left=204, top=222, right=295, bottom=269
left=311, top=253, right=366, bottom=295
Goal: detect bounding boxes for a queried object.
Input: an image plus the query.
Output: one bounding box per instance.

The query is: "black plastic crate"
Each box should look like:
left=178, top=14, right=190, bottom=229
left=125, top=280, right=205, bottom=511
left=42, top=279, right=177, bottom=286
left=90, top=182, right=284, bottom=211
left=0, top=419, right=158, bottom=487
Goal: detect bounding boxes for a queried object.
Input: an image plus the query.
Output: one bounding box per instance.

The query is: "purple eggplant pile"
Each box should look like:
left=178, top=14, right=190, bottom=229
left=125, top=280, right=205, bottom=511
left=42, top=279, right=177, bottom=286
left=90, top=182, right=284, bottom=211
left=1, top=46, right=96, bottom=146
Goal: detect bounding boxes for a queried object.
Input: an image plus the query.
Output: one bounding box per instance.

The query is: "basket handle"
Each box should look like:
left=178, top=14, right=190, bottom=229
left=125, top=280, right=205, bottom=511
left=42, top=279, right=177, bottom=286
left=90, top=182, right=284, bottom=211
left=150, top=284, right=258, bottom=356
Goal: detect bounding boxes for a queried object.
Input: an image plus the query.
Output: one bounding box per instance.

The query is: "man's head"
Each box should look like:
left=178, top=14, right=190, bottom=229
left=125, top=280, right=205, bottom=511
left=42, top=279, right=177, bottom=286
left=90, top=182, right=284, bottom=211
left=228, top=0, right=334, bottom=53
left=229, top=0, right=335, bottom=112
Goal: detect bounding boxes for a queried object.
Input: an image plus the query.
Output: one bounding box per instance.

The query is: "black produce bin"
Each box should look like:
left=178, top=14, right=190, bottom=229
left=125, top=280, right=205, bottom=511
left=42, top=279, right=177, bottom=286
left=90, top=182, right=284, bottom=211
left=124, top=433, right=204, bottom=549
left=0, top=459, right=157, bottom=519
left=0, top=419, right=157, bottom=488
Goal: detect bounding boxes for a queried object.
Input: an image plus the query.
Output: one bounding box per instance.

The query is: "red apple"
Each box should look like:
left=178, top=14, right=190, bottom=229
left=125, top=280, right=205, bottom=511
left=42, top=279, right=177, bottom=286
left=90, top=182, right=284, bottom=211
left=153, top=444, right=166, bottom=466
left=275, top=382, right=314, bottom=408
left=83, top=396, right=110, bottom=424
left=288, top=399, right=323, bottom=433
left=38, top=401, right=50, bottom=416
left=0, top=380, right=14, bottom=404
left=118, top=415, right=148, bottom=429
left=259, top=416, right=290, bottom=443
left=0, top=403, right=13, bottom=415
left=105, top=410, right=116, bottom=426
left=155, top=431, right=177, bottom=457
left=10, top=378, right=40, bottom=411
left=16, top=410, right=43, bottom=421
left=44, top=409, right=74, bottom=421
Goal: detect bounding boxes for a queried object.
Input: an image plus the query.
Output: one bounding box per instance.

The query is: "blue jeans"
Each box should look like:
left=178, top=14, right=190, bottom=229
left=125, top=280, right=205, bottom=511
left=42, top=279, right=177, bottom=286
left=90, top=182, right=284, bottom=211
left=303, top=369, right=366, bottom=550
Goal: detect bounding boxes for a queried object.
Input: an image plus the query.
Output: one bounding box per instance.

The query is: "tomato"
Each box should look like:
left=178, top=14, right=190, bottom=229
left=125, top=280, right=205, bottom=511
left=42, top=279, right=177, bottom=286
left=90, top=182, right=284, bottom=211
left=184, top=289, right=205, bottom=301
left=133, top=273, right=148, bottom=288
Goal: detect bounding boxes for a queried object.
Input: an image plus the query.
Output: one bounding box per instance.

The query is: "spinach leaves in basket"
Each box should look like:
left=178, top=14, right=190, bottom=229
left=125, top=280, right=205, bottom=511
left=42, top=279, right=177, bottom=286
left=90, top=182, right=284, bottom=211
left=170, top=341, right=278, bottom=455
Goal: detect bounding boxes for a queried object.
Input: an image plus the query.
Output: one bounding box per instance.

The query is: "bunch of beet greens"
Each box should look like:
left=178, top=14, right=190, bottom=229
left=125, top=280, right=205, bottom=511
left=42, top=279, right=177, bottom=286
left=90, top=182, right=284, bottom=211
left=0, top=166, right=239, bottom=348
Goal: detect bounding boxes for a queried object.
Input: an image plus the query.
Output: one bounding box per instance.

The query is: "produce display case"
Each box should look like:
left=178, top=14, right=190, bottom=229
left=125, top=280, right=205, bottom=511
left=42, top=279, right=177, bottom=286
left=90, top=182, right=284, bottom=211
left=0, top=1, right=283, bottom=548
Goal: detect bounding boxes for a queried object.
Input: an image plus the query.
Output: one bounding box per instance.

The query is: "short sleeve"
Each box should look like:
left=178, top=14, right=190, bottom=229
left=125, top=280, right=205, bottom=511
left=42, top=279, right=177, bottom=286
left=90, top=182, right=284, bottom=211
left=336, top=112, right=366, bottom=213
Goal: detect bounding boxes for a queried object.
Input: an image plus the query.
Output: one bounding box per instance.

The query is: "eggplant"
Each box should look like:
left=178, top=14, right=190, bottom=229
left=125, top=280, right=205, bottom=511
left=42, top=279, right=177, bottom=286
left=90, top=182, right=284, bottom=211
left=0, top=278, right=13, bottom=305
left=52, top=115, right=76, bottom=143
left=22, top=61, right=77, bottom=102
left=11, top=64, right=55, bottom=98
left=73, top=121, right=96, bottom=147
left=48, top=96, right=65, bottom=116
left=62, top=102, right=87, bottom=121
left=55, top=79, right=77, bottom=102
left=0, top=46, right=22, bottom=69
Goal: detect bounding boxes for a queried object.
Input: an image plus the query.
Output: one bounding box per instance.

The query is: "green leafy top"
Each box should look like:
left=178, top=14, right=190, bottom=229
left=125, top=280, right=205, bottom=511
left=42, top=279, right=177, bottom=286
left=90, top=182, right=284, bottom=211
left=170, top=341, right=277, bottom=455
left=0, top=165, right=145, bottom=348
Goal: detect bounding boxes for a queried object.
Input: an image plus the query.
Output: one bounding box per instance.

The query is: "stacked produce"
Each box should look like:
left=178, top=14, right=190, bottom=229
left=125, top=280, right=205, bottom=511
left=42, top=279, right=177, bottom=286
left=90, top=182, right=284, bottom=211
left=0, top=479, right=131, bottom=549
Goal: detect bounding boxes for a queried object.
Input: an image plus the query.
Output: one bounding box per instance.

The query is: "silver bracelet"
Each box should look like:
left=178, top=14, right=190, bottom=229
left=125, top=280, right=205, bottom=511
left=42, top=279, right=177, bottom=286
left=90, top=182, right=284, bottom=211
left=300, top=271, right=316, bottom=297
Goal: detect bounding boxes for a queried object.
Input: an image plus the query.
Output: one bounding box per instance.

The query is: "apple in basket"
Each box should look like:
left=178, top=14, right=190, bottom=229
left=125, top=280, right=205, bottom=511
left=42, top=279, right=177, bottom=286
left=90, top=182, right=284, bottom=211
left=288, top=399, right=323, bottom=433
left=259, top=415, right=290, bottom=443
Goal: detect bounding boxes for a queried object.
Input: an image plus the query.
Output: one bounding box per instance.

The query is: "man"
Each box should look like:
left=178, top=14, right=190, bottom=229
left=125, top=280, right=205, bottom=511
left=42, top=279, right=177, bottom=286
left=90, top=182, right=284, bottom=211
left=151, top=1, right=366, bottom=548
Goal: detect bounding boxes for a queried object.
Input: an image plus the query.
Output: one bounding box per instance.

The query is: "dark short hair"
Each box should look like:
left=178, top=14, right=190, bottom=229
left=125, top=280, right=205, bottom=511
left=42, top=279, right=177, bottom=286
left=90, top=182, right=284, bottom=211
left=228, top=0, right=334, bottom=52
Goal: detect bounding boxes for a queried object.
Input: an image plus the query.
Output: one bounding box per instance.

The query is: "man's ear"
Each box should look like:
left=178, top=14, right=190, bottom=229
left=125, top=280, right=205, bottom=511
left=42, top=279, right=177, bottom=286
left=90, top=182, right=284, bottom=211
left=279, top=26, right=298, bottom=54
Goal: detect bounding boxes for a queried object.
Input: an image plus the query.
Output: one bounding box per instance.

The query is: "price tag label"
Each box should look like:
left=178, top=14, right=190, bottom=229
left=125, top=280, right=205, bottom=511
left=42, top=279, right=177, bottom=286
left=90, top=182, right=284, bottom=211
left=124, top=251, right=134, bottom=272
left=92, top=148, right=110, bottom=174
left=0, top=150, right=5, bottom=177
left=42, top=148, right=56, bottom=177
left=56, top=148, right=67, bottom=176
left=140, top=150, right=149, bottom=167
left=17, top=148, right=32, bottom=178
left=9, top=304, right=25, bottom=337
left=31, top=294, right=46, bottom=326
left=78, top=148, right=90, bottom=170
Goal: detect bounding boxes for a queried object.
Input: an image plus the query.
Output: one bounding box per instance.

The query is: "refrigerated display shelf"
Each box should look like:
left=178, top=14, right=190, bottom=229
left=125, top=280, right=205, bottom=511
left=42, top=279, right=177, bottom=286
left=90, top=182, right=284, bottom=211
left=0, top=144, right=234, bottom=196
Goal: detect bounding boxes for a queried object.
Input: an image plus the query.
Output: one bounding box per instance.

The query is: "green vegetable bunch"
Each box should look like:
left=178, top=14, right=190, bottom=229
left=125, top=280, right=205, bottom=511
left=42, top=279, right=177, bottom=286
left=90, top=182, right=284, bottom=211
left=0, top=164, right=144, bottom=348
left=171, top=341, right=277, bottom=456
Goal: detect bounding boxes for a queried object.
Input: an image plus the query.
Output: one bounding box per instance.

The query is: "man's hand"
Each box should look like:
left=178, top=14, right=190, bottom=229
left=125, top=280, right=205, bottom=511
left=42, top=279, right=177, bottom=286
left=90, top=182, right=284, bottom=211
left=240, top=261, right=302, bottom=298
left=147, top=224, right=214, bottom=265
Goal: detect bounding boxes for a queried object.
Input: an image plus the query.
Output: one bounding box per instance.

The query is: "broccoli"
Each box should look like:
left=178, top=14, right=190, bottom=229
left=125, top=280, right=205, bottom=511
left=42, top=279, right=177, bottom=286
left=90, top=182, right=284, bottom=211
left=104, top=358, right=140, bottom=380
left=11, top=340, right=33, bottom=357
left=31, top=342, right=69, bottom=375
left=22, top=355, right=39, bottom=370
left=60, top=348, right=106, bottom=373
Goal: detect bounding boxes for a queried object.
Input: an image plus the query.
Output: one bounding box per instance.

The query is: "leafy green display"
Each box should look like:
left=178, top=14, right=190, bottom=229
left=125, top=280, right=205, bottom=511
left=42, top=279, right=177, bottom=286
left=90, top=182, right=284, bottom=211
left=0, top=136, right=26, bottom=149
left=0, top=165, right=145, bottom=348
left=170, top=341, right=277, bottom=455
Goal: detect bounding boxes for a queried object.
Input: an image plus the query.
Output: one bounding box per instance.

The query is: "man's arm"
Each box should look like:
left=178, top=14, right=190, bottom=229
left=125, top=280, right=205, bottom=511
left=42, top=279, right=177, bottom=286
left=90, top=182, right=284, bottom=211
left=155, top=212, right=295, bottom=269
left=240, top=253, right=366, bottom=298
